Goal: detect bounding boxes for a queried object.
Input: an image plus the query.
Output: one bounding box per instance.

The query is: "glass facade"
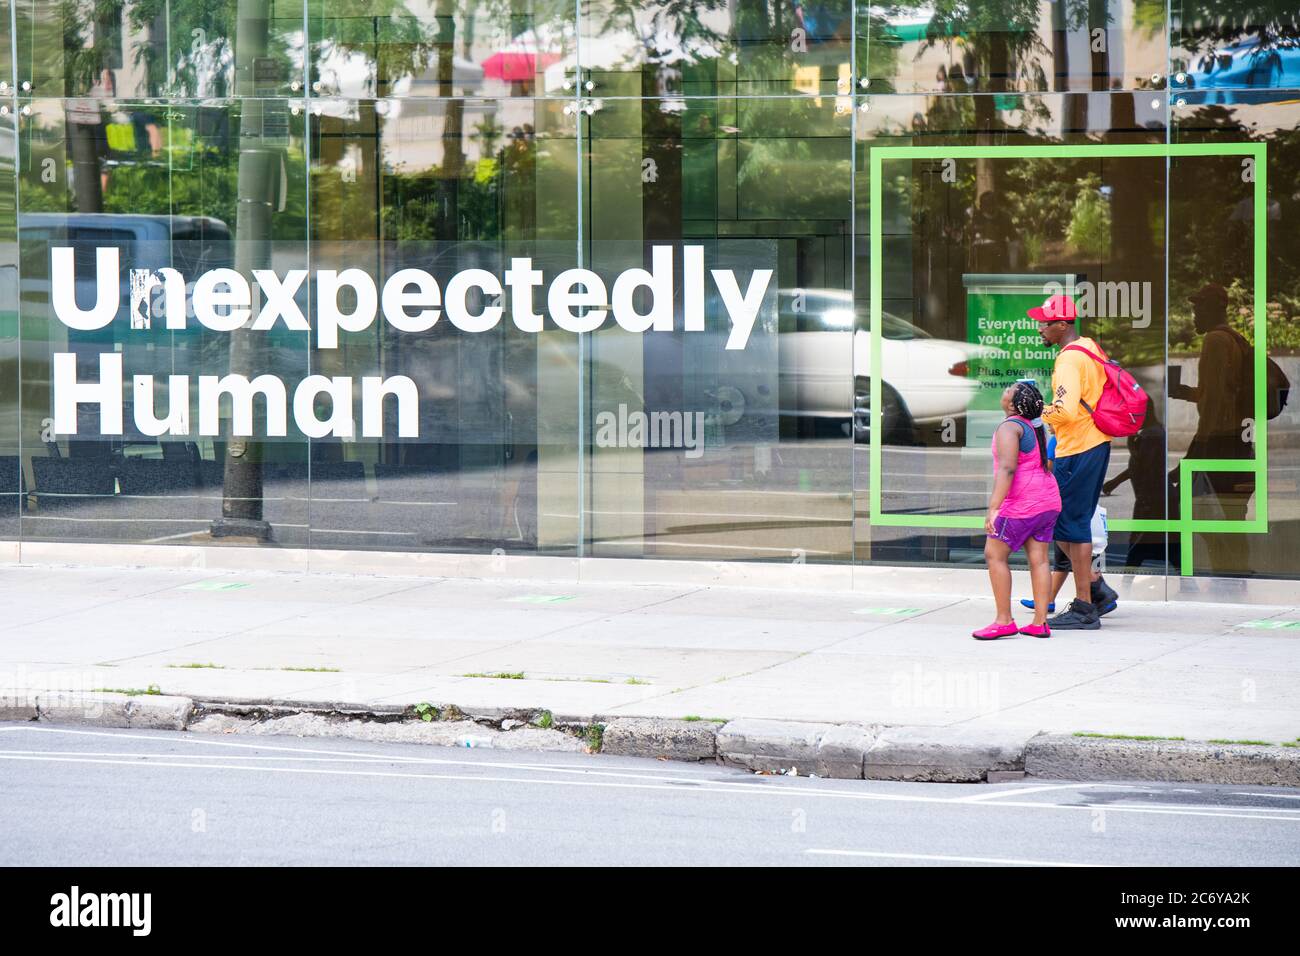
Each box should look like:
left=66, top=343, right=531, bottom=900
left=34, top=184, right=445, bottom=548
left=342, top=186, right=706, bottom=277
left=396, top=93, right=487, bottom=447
left=1, top=1, right=1298, bottom=586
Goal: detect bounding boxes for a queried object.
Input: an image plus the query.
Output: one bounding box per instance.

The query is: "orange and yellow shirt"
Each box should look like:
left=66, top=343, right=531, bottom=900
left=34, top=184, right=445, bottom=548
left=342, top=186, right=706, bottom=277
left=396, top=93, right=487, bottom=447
left=1042, top=336, right=1112, bottom=457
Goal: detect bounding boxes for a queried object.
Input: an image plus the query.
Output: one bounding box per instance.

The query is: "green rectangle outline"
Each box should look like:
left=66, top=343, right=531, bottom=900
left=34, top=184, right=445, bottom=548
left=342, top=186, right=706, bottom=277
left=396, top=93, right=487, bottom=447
left=867, top=142, right=1268, bottom=576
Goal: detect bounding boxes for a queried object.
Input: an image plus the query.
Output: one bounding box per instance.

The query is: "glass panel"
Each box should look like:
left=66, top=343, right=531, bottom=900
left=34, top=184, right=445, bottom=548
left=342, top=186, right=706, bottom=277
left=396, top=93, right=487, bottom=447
left=16, top=97, right=310, bottom=546
left=860, top=0, right=1170, bottom=96
left=581, top=0, right=853, bottom=98
left=0, top=2, right=17, bottom=540
left=854, top=91, right=1169, bottom=577
left=3, top=0, right=1295, bottom=589
left=582, top=94, right=853, bottom=562
left=1170, top=92, right=1300, bottom=585
left=1171, top=2, right=1300, bottom=99
left=309, top=0, right=578, bottom=99
left=15, top=1, right=305, bottom=100
left=306, top=95, right=581, bottom=554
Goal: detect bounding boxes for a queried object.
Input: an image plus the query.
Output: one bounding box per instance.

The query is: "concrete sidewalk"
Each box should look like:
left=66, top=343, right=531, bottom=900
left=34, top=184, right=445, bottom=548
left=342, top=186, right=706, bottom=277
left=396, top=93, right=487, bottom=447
left=1, top=562, right=1297, bottom=747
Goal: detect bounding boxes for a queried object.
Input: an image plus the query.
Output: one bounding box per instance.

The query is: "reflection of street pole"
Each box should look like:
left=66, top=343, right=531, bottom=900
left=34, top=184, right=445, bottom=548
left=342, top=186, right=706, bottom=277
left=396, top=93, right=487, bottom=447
left=211, top=0, right=277, bottom=540
left=65, top=98, right=105, bottom=213
left=435, top=0, right=464, bottom=239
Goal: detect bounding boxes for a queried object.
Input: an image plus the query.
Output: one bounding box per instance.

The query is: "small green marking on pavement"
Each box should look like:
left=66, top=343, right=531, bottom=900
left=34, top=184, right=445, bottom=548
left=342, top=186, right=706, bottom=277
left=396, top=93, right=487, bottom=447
left=182, top=581, right=250, bottom=592
left=508, top=594, right=576, bottom=604
left=854, top=606, right=922, bottom=616
left=1238, top=620, right=1300, bottom=629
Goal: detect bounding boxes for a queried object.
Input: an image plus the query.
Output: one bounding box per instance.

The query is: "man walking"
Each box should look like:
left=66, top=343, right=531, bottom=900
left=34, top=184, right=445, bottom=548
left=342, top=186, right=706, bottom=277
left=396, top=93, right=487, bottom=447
left=1029, top=293, right=1119, bottom=629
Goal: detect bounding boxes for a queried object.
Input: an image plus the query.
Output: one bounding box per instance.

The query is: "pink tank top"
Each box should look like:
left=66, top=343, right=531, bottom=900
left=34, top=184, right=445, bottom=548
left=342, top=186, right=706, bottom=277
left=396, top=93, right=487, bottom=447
left=992, top=417, right=1062, bottom=518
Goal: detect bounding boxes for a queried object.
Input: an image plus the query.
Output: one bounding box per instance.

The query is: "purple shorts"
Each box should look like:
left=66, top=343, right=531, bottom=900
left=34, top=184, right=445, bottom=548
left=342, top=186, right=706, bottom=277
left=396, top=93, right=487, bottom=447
left=989, top=510, right=1061, bottom=552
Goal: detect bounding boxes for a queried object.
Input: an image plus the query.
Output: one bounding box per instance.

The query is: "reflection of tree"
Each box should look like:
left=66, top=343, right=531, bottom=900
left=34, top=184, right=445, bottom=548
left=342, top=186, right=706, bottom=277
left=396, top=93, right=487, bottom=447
left=1176, top=2, right=1300, bottom=56
left=123, top=0, right=236, bottom=97
left=597, top=0, right=728, bottom=67
left=920, top=1, right=1048, bottom=204
left=921, top=1, right=1051, bottom=91
left=1065, top=172, right=1109, bottom=257
left=62, top=0, right=450, bottom=98
left=733, top=101, right=850, bottom=220
left=1170, top=106, right=1300, bottom=353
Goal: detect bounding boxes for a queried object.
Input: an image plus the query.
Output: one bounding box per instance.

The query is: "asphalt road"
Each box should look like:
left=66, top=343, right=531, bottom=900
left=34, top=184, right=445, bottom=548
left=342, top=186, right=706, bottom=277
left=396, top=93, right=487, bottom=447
left=1, top=723, right=1297, bottom=866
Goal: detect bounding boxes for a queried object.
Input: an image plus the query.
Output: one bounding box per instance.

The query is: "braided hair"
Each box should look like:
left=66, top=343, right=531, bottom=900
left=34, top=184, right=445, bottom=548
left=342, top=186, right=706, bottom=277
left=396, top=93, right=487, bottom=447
left=1009, top=381, right=1049, bottom=469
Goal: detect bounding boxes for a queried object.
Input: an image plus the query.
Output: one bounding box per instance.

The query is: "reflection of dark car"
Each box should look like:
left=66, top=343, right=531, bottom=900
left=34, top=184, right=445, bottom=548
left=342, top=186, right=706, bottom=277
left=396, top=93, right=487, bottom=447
left=1181, top=40, right=1300, bottom=102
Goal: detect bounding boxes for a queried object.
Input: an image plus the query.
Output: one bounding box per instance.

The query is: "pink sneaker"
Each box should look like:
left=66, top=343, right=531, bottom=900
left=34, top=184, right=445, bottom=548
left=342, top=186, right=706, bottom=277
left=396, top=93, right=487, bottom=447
left=1019, top=623, right=1051, bottom=638
left=972, top=621, right=1019, bottom=640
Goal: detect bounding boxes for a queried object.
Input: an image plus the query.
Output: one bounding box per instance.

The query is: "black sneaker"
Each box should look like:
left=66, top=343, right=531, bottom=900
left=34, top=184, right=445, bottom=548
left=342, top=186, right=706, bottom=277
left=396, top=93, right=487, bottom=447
left=1091, top=577, right=1119, bottom=617
left=1047, top=599, right=1101, bottom=630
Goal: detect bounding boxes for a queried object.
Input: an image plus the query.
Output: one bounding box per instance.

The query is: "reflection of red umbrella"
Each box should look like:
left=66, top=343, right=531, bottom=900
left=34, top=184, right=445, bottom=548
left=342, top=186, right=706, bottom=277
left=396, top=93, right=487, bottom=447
left=482, top=36, right=561, bottom=81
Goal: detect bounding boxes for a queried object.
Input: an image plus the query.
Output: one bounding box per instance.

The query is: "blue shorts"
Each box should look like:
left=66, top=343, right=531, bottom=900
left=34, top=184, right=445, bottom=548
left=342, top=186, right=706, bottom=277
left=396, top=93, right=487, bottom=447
left=1052, top=441, right=1111, bottom=543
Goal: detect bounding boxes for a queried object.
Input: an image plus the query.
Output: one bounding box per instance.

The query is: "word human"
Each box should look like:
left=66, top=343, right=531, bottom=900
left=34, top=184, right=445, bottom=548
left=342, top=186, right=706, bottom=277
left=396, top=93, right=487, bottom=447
left=53, top=352, right=416, bottom=439
left=49, top=885, right=151, bottom=936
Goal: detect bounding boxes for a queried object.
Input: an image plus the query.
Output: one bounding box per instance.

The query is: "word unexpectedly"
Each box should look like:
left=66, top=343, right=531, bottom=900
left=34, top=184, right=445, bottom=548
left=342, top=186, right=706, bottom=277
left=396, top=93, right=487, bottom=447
left=51, top=245, right=773, bottom=439
left=55, top=245, right=771, bottom=350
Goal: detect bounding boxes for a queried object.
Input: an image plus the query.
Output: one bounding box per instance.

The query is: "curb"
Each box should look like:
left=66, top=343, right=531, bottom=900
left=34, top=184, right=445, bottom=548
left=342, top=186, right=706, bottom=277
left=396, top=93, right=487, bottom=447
left=1025, top=734, right=1300, bottom=787
left=5, top=693, right=1298, bottom=787
left=0, top=691, right=195, bottom=730
left=865, top=725, right=1030, bottom=783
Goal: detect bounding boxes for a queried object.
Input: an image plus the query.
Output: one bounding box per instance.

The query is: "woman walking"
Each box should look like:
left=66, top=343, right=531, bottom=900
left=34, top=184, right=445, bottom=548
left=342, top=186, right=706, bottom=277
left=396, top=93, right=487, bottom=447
left=973, top=381, right=1061, bottom=640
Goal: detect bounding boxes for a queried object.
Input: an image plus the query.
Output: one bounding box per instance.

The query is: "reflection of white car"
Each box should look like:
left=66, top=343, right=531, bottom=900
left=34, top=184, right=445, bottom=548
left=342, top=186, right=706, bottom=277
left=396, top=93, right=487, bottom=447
left=778, top=289, right=989, bottom=443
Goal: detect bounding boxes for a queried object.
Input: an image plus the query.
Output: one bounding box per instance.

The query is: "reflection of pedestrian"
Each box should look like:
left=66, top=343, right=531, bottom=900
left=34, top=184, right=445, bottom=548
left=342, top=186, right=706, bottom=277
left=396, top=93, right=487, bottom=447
left=1170, top=283, right=1255, bottom=573
left=1101, top=396, right=1166, bottom=567
left=130, top=109, right=163, bottom=156
left=792, top=1, right=850, bottom=42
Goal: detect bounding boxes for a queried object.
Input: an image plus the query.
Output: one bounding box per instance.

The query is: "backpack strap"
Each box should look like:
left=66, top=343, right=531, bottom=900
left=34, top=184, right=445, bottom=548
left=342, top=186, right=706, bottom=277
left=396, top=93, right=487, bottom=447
left=1062, top=343, right=1110, bottom=364
left=1060, top=343, right=1109, bottom=415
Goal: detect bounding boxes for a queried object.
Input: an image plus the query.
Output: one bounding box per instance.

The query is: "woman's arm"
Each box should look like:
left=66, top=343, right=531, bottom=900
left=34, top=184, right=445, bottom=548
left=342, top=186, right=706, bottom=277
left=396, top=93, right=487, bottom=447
left=986, top=422, right=1020, bottom=534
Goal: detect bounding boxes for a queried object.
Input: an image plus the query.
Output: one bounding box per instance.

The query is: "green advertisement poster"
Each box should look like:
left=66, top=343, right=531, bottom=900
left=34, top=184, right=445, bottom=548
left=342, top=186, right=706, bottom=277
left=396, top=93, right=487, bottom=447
left=962, top=273, right=1076, bottom=448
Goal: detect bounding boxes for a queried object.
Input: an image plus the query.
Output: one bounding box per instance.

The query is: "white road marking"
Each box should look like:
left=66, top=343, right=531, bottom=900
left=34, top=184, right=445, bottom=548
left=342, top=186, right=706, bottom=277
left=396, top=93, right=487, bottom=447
left=6, top=728, right=1300, bottom=819
left=0, top=726, right=716, bottom=778
left=1107, top=801, right=1300, bottom=815
left=956, top=780, right=1180, bottom=806
left=807, top=849, right=1102, bottom=867
left=1230, top=791, right=1300, bottom=800
left=955, top=784, right=1127, bottom=802
left=0, top=746, right=719, bottom=782
left=1, top=751, right=1298, bottom=822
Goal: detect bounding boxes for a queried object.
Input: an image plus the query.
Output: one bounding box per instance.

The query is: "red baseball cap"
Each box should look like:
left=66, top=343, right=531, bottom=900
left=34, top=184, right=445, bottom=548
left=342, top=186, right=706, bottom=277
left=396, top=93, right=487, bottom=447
left=1027, top=293, right=1077, bottom=323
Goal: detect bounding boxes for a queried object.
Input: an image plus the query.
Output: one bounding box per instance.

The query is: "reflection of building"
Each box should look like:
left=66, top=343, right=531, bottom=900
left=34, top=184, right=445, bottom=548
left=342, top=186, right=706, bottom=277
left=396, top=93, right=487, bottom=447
left=1, top=2, right=1299, bottom=594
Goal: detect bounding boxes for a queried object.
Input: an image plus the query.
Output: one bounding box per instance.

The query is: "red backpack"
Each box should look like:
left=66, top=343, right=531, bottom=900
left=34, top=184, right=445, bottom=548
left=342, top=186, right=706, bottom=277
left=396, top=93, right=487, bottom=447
left=1063, top=344, right=1148, bottom=438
